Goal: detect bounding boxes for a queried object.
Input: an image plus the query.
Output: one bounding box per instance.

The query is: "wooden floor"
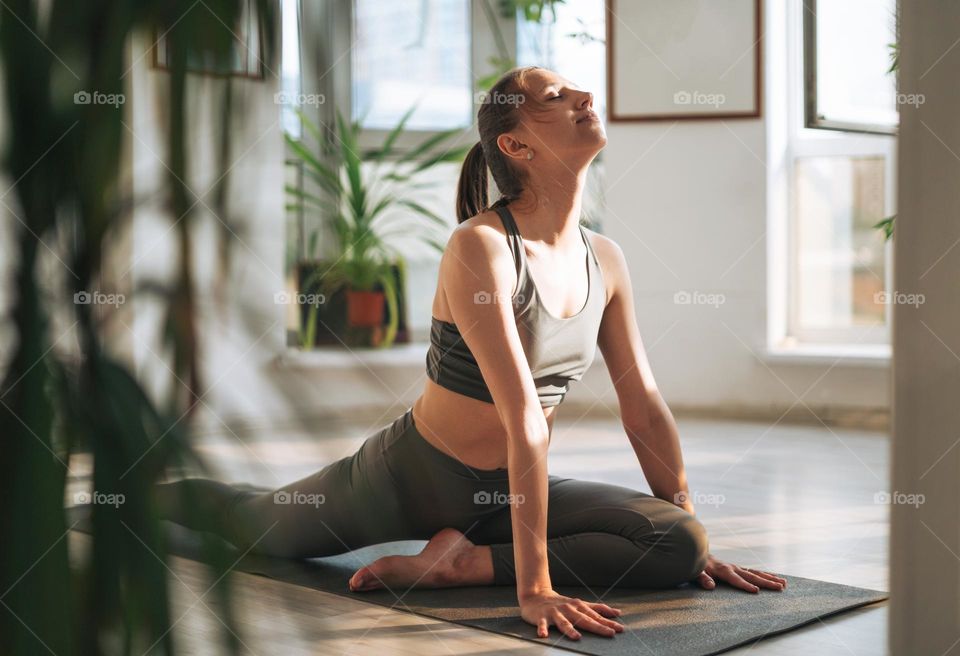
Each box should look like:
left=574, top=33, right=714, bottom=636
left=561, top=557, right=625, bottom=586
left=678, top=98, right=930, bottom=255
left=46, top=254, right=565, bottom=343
left=68, top=409, right=890, bottom=655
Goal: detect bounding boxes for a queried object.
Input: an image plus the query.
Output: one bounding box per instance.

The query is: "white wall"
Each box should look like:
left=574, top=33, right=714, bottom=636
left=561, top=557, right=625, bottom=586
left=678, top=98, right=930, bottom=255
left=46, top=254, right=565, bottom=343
left=124, top=14, right=299, bottom=437
left=568, top=0, right=889, bottom=420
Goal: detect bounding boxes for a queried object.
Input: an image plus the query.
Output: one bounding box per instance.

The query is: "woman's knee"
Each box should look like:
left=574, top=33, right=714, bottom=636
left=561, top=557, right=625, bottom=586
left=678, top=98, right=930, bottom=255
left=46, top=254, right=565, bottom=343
left=665, top=513, right=709, bottom=582
left=622, top=502, right=709, bottom=587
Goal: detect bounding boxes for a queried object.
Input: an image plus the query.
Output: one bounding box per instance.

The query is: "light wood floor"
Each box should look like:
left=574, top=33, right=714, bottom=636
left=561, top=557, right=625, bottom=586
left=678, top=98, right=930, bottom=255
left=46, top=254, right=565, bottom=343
left=68, top=409, right=889, bottom=655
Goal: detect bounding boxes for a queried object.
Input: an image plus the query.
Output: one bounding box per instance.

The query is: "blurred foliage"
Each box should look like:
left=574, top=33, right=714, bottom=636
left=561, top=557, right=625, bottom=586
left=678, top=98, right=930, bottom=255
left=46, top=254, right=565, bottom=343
left=0, top=0, right=276, bottom=654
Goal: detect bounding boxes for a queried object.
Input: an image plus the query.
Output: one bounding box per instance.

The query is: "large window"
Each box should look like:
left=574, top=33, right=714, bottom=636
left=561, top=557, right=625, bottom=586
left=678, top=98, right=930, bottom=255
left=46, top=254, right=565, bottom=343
left=352, top=0, right=473, bottom=130
left=783, top=0, right=896, bottom=348
left=516, top=0, right=607, bottom=120
left=516, top=0, right=608, bottom=227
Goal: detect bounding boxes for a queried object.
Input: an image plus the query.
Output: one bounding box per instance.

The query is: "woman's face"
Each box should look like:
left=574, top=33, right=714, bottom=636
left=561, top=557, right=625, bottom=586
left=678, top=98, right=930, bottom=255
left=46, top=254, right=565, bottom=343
left=501, top=68, right=607, bottom=166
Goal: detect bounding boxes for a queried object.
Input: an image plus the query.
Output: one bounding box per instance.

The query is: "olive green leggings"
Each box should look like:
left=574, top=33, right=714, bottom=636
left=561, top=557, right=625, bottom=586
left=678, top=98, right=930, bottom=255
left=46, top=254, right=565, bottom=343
left=156, top=408, right=709, bottom=588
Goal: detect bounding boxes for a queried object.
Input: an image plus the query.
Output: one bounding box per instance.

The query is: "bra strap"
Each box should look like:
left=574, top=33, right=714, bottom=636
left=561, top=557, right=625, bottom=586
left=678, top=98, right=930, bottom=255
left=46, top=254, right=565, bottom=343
left=492, top=204, right=524, bottom=278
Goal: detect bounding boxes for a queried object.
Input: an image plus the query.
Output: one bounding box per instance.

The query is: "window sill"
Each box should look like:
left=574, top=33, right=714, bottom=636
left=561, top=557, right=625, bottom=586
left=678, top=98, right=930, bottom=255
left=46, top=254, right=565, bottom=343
left=274, top=342, right=429, bottom=370
left=763, top=343, right=890, bottom=368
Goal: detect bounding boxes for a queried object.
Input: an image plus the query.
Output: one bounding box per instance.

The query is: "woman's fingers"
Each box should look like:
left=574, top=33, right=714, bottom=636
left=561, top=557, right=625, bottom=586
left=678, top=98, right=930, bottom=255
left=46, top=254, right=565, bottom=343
left=739, top=569, right=784, bottom=590
left=697, top=571, right=716, bottom=589
left=537, top=617, right=549, bottom=638
left=588, top=601, right=623, bottom=618
left=745, top=568, right=788, bottom=587
left=553, top=610, right=582, bottom=640
left=577, top=603, right=624, bottom=633
left=568, top=609, right=617, bottom=638
left=719, top=567, right=760, bottom=593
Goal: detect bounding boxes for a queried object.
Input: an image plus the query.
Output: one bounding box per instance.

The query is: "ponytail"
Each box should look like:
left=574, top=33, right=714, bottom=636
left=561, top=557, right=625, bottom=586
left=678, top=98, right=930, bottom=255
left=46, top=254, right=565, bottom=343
left=455, top=65, right=541, bottom=224
left=456, top=141, right=488, bottom=223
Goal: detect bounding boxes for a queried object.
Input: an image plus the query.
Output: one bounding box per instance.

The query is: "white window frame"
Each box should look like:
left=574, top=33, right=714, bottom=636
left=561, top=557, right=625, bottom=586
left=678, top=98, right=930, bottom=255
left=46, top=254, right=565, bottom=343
left=774, top=0, right=896, bottom=350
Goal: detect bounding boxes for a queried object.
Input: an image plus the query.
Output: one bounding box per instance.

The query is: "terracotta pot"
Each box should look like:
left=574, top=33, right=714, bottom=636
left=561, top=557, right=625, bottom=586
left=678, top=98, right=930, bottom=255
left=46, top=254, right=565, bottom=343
left=346, top=289, right=385, bottom=327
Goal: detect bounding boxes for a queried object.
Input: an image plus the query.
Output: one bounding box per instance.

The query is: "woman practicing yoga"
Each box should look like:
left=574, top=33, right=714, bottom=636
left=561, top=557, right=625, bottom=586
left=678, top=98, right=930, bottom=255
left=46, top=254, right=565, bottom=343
left=157, top=66, right=786, bottom=642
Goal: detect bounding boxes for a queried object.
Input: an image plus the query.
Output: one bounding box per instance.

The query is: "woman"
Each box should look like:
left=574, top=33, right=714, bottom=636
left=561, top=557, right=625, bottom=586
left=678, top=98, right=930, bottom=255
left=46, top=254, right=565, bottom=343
left=157, top=66, right=786, bottom=642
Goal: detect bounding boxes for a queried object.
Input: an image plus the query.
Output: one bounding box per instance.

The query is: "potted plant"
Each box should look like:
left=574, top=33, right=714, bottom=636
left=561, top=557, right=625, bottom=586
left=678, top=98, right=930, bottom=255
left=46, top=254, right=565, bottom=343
left=285, top=106, right=469, bottom=348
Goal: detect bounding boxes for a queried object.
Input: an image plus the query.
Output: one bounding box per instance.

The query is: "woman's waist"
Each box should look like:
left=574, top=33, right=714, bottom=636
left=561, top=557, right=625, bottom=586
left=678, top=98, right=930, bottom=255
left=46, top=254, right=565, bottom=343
left=414, top=383, right=555, bottom=470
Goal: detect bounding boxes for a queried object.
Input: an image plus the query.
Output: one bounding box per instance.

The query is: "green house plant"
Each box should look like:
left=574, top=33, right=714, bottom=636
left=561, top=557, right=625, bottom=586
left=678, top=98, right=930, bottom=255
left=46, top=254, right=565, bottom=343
left=285, top=106, right=469, bottom=349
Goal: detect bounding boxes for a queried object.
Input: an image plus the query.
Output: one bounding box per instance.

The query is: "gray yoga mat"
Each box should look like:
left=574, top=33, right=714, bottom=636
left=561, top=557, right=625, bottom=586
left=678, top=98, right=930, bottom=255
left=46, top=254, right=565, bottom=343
left=67, top=506, right=887, bottom=656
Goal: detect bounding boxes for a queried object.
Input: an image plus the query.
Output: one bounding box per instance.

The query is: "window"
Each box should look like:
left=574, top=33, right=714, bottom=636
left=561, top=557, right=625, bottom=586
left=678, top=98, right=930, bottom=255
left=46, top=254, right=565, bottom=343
left=516, top=0, right=607, bottom=120
left=803, top=0, right=899, bottom=135
left=516, top=0, right=608, bottom=228
left=780, top=0, right=896, bottom=348
left=352, top=0, right=473, bottom=130
left=279, top=0, right=303, bottom=138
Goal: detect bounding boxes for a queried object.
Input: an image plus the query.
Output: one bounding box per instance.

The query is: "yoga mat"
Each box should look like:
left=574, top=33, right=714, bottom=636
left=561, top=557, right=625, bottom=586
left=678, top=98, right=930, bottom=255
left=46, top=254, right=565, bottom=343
left=67, top=506, right=887, bottom=656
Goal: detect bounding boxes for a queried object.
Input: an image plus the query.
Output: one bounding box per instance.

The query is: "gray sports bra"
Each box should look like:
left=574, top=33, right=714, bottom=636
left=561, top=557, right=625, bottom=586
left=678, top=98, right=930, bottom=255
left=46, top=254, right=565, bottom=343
left=426, top=203, right=607, bottom=407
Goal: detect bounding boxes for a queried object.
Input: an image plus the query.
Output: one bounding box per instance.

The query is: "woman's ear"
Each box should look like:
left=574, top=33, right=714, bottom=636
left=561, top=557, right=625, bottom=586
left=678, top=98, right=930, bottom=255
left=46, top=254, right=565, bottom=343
left=496, top=133, right=530, bottom=162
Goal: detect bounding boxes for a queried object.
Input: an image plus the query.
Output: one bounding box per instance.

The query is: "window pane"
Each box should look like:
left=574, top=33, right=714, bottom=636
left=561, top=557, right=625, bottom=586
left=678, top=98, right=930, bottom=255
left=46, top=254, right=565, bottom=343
left=516, top=0, right=607, bottom=119
left=793, top=156, right=887, bottom=333
left=279, top=0, right=302, bottom=138
left=352, top=0, right=472, bottom=130
left=811, top=0, right=898, bottom=130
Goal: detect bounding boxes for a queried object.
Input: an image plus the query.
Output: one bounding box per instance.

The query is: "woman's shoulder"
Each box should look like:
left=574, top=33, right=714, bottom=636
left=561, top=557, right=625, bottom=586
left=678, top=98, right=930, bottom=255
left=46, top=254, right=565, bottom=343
left=455, top=208, right=508, bottom=235
left=441, top=211, right=518, bottom=286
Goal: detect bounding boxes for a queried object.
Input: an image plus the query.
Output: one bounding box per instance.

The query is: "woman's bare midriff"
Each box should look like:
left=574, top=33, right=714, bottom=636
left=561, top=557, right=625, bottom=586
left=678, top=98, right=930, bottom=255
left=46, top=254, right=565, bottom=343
left=412, top=378, right=556, bottom=471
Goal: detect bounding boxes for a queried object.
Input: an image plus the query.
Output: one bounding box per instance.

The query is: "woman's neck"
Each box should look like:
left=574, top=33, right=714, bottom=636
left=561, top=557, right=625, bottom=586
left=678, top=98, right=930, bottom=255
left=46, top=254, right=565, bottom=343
left=510, top=163, right=589, bottom=245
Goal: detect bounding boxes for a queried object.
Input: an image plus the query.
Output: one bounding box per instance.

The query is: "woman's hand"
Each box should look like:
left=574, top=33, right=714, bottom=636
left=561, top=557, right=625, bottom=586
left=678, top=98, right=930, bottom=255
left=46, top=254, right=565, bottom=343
left=696, top=553, right=787, bottom=593
left=520, top=590, right=624, bottom=640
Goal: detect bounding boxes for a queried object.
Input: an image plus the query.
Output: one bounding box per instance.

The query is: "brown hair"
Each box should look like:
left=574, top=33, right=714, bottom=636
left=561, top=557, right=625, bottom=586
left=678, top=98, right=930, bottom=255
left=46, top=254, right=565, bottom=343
left=456, top=66, right=542, bottom=223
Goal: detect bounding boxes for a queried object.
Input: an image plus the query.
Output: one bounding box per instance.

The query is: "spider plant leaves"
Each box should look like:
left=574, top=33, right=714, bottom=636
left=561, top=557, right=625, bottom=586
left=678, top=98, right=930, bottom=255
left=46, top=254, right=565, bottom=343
left=365, top=103, right=419, bottom=164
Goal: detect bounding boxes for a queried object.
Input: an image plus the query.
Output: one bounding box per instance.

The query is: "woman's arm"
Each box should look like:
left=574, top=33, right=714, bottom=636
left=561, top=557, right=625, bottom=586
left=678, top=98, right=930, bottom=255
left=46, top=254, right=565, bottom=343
left=592, top=234, right=788, bottom=594
left=592, top=235, right=693, bottom=513
left=442, top=222, right=551, bottom=594
left=442, top=220, right=623, bottom=639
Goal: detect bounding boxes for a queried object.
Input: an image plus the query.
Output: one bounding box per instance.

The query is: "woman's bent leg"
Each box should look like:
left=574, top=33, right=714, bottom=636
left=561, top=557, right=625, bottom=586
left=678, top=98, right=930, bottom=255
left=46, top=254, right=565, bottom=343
left=469, top=477, right=709, bottom=589
left=155, top=413, right=416, bottom=558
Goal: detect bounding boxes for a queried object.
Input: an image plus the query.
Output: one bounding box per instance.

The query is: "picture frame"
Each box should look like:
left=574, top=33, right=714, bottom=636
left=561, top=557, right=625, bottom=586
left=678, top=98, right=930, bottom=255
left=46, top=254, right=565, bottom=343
left=152, top=0, right=266, bottom=79
left=606, top=0, right=762, bottom=121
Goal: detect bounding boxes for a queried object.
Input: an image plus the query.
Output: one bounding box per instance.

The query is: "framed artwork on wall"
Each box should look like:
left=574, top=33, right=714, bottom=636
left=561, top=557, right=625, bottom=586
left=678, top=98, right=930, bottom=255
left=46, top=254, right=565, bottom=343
left=152, top=0, right=266, bottom=79
left=606, top=0, right=762, bottom=121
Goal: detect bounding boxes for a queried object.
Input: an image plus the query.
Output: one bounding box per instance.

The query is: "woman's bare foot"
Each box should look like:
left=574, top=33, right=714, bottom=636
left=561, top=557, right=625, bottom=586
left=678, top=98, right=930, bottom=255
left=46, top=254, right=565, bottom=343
left=348, top=527, right=494, bottom=592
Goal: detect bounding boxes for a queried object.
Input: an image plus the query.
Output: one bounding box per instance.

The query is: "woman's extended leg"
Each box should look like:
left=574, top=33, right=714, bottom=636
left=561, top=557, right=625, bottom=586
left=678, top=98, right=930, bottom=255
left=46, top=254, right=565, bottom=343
left=154, top=412, right=417, bottom=558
